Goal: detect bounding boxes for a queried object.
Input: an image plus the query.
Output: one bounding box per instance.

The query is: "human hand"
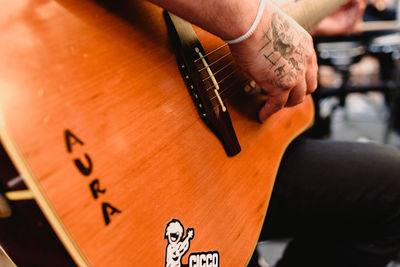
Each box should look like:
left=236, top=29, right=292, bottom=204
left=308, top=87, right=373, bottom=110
left=312, top=0, right=367, bottom=36
left=229, top=2, right=318, bottom=121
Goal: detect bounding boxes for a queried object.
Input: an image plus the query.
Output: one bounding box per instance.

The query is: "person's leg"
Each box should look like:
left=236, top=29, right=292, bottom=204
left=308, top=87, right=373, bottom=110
left=256, top=138, right=400, bottom=267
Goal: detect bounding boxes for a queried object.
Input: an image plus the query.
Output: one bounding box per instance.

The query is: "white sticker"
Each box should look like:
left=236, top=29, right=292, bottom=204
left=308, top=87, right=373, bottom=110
left=164, top=219, right=220, bottom=267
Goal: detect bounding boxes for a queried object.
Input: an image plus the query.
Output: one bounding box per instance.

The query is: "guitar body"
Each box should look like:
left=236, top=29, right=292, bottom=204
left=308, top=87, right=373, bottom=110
left=0, top=0, right=313, bottom=266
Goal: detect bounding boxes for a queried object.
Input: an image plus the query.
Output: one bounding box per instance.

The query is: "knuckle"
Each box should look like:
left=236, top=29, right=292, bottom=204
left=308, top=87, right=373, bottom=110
left=279, top=79, right=297, bottom=91
left=308, top=50, right=317, bottom=64
left=308, top=49, right=316, bottom=61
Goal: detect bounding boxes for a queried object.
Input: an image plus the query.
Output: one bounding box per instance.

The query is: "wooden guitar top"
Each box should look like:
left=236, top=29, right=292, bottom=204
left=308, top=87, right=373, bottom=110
left=0, top=0, right=313, bottom=266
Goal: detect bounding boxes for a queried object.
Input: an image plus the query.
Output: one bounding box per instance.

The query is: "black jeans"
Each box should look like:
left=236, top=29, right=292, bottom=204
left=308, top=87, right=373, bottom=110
left=249, top=138, right=400, bottom=267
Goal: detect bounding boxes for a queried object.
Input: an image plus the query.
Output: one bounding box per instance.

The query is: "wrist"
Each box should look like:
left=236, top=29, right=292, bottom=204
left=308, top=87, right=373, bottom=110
left=213, top=0, right=264, bottom=41
left=227, top=1, right=274, bottom=49
left=223, top=0, right=267, bottom=44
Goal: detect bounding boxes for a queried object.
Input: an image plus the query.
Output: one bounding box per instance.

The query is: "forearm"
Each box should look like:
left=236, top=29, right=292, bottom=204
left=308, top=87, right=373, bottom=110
left=147, top=0, right=262, bottom=40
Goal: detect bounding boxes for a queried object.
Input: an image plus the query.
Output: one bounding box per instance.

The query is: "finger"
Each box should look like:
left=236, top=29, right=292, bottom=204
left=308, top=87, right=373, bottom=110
left=258, top=92, right=289, bottom=122
left=286, top=81, right=307, bottom=107
left=306, top=57, right=318, bottom=94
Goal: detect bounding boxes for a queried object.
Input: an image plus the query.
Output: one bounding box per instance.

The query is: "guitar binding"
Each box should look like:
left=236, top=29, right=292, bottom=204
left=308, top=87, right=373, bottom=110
left=163, top=11, right=241, bottom=157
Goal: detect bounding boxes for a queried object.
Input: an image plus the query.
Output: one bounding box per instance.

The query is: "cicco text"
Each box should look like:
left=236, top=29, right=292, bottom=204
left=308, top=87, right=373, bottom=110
left=188, top=251, right=219, bottom=267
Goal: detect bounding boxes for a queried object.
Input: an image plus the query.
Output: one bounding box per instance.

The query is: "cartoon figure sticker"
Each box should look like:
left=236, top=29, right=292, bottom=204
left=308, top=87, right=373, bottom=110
left=164, top=218, right=219, bottom=267
left=165, top=219, right=194, bottom=267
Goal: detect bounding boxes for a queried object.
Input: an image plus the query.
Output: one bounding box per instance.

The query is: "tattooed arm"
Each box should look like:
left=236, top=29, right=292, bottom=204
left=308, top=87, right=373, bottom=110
left=147, top=0, right=318, bottom=121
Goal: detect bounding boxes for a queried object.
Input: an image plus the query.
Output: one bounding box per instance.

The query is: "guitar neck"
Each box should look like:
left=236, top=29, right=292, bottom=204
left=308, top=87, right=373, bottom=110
left=279, top=0, right=349, bottom=32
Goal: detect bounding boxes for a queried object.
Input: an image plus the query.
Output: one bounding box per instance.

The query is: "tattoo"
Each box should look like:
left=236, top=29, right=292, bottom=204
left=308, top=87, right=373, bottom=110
left=275, top=65, right=285, bottom=78
left=259, top=28, right=272, bottom=52
left=295, top=41, right=306, bottom=64
left=259, top=11, right=307, bottom=89
left=287, top=70, right=297, bottom=82
left=264, top=52, right=281, bottom=66
left=288, top=58, right=300, bottom=71
left=271, top=12, right=295, bottom=60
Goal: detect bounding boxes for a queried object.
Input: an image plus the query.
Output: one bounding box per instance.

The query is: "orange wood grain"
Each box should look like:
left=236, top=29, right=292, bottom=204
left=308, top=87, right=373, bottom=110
left=0, top=0, right=314, bottom=266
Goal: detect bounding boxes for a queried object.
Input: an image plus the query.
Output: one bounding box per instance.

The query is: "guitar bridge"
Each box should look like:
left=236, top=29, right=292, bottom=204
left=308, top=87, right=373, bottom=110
left=163, top=11, right=241, bottom=157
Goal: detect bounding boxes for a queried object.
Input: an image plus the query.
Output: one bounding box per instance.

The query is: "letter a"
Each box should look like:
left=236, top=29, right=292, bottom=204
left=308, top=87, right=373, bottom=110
left=102, top=202, right=121, bottom=226
left=65, top=129, right=84, bottom=153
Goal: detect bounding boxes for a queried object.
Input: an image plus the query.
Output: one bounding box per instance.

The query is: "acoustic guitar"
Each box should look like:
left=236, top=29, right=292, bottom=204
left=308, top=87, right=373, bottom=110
left=0, top=0, right=346, bottom=266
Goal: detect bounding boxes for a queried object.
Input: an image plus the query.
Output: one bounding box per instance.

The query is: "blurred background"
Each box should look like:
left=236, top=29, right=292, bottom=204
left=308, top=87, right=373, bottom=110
left=256, top=0, right=400, bottom=266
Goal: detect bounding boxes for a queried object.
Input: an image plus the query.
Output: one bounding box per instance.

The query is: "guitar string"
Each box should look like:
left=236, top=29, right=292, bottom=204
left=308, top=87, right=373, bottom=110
left=198, top=62, right=250, bottom=105
left=201, top=62, right=257, bottom=110
left=194, top=44, right=257, bottom=109
left=197, top=52, right=232, bottom=72
left=201, top=49, right=251, bottom=93
left=192, top=40, right=246, bottom=86
left=210, top=76, right=249, bottom=101
left=205, top=67, right=242, bottom=92
left=195, top=50, right=242, bottom=91
left=202, top=60, right=236, bottom=82
left=211, top=80, right=251, bottom=108
left=193, top=43, right=228, bottom=63
left=200, top=52, right=252, bottom=100
left=211, top=76, right=262, bottom=112
left=196, top=48, right=234, bottom=81
left=203, top=56, right=255, bottom=107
